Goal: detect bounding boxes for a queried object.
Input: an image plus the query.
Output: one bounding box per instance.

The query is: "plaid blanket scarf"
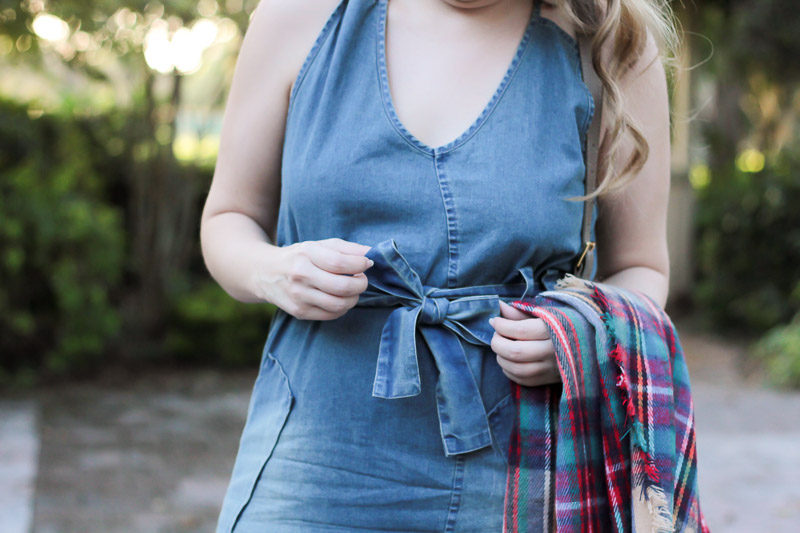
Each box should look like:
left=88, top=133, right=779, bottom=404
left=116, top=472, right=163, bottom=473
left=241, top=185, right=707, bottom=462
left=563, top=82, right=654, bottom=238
left=503, top=274, right=709, bottom=533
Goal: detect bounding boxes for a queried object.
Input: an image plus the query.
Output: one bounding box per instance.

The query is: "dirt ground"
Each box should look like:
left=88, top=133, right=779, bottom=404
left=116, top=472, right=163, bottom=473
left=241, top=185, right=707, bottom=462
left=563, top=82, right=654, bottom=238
left=2, top=318, right=799, bottom=532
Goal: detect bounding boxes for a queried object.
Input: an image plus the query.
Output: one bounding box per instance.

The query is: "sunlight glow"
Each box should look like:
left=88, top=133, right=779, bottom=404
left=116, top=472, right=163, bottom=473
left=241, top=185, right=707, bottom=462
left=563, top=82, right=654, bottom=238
left=736, top=148, right=766, bottom=174
left=143, top=18, right=220, bottom=75
left=32, top=13, right=70, bottom=42
left=689, top=164, right=711, bottom=190
left=173, top=133, right=219, bottom=162
left=191, top=19, right=219, bottom=49
left=171, top=28, right=202, bottom=73
left=144, top=22, right=173, bottom=74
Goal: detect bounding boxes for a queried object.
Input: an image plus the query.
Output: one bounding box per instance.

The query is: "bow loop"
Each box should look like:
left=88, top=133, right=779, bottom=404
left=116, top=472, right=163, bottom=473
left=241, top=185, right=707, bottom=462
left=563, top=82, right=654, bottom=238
left=359, top=239, right=539, bottom=456
left=419, top=296, right=449, bottom=325
left=437, top=295, right=501, bottom=346
left=361, top=239, right=424, bottom=302
left=371, top=305, right=423, bottom=399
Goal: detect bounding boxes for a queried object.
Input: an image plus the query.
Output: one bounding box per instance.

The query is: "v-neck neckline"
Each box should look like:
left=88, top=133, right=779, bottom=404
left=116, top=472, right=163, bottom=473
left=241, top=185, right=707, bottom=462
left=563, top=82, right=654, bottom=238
left=376, top=0, right=539, bottom=155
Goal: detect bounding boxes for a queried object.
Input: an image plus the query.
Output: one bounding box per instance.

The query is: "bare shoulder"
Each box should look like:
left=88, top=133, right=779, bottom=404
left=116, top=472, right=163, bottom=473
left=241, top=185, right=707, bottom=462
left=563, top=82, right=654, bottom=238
left=538, top=0, right=579, bottom=42
left=245, top=0, right=344, bottom=97
left=203, top=0, right=344, bottom=233
left=538, top=0, right=614, bottom=72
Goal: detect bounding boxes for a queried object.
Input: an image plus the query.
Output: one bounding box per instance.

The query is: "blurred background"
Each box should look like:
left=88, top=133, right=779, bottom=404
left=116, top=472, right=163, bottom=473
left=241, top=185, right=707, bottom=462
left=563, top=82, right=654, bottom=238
left=1, top=0, right=798, bottom=531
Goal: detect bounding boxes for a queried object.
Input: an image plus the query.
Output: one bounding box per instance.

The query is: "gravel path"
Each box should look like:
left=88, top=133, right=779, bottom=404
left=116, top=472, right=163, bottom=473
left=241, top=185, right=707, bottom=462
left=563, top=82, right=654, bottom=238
left=1, top=321, right=798, bottom=532
left=680, top=329, right=800, bottom=531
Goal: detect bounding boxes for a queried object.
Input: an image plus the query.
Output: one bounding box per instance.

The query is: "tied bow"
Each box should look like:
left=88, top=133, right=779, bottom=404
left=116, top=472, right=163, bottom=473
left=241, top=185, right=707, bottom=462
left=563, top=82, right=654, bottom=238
left=358, top=239, right=537, bottom=456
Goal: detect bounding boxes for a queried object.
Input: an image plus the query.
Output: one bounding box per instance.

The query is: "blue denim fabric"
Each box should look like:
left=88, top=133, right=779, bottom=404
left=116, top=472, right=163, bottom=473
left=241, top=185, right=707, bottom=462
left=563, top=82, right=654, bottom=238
left=359, top=239, right=541, bottom=457
left=216, top=0, right=595, bottom=531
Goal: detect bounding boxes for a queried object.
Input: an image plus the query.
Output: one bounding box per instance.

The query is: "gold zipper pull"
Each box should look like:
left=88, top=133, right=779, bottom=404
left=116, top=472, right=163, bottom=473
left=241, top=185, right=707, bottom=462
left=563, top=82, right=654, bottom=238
left=575, top=241, right=596, bottom=271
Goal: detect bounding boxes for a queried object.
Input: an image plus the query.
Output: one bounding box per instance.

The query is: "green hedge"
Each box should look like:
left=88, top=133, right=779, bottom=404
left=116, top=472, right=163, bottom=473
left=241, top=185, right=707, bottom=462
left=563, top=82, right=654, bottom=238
left=694, top=151, right=800, bottom=334
left=0, top=100, right=272, bottom=384
left=0, top=101, right=125, bottom=381
left=753, top=312, right=800, bottom=388
left=693, top=149, right=800, bottom=388
left=165, top=280, right=275, bottom=367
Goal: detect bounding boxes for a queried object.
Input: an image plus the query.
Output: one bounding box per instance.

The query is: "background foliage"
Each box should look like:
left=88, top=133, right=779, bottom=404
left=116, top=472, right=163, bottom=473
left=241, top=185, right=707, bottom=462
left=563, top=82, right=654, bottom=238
left=693, top=153, right=800, bottom=334
left=1, top=0, right=799, bottom=387
left=0, top=99, right=274, bottom=385
left=686, top=0, right=800, bottom=386
left=0, top=100, right=125, bottom=379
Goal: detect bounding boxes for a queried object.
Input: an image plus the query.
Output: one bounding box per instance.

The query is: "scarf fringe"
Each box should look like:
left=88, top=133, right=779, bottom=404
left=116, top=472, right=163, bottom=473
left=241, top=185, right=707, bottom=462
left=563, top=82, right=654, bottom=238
left=554, top=273, right=586, bottom=290
left=644, top=483, right=674, bottom=533
left=594, top=284, right=675, bottom=533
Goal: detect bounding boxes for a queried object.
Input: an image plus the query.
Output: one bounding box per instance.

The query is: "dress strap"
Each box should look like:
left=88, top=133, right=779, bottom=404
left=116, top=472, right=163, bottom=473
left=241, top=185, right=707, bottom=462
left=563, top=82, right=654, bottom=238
left=532, top=0, right=542, bottom=18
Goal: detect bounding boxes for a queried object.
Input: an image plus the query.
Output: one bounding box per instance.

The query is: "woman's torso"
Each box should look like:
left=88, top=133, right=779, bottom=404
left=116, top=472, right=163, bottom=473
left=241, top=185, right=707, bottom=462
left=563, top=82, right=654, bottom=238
left=278, top=0, right=594, bottom=285
left=217, top=1, right=596, bottom=531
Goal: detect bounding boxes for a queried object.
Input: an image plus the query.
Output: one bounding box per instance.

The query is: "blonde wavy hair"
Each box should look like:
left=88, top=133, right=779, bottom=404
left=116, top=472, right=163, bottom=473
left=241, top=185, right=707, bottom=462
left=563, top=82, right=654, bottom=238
left=554, top=0, right=681, bottom=198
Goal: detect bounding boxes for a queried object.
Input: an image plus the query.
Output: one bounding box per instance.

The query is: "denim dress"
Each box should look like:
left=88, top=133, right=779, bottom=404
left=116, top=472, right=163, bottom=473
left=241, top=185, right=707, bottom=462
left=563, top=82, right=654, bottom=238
left=216, top=0, right=595, bottom=531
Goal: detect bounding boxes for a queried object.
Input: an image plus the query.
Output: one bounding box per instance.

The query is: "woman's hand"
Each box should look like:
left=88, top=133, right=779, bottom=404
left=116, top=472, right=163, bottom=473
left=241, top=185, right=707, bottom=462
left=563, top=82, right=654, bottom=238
left=489, top=300, right=561, bottom=386
left=255, top=237, right=374, bottom=321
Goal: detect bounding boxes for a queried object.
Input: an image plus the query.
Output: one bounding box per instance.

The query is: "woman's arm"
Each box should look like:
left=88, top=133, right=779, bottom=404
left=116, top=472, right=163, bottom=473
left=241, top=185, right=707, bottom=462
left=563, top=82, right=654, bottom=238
left=200, top=0, right=373, bottom=319
left=199, top=0, right=295, bottom=303
left=537, top=1, right=671, bottom=307
left=491, top=28, right=672, bottom=386
left=593, top=32, right=672, bottom=308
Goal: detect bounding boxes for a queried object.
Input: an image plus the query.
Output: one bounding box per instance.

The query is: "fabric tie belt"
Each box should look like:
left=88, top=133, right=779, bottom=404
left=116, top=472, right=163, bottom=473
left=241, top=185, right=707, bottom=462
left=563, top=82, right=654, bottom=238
left=358, top=239, right=540, bottom=456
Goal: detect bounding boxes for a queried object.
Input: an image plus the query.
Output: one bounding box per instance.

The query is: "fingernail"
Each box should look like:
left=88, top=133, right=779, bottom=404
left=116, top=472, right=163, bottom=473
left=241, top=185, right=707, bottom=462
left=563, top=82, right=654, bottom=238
left=488, top=317, right=496, bottom=326
left=367, top=259, right=374, bottom=268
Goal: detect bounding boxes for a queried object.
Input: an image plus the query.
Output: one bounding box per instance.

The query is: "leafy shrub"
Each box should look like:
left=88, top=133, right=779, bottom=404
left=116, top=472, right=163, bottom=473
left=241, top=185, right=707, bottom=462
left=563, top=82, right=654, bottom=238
left=694, top=151, right=800, bottom=333
left=0, top=100, right=125, bottom=379
left=0, top=99, right=277, bottom=382
left=165, top=280, right=275, bottom=367
left=752, top=313, right=800, bottom=388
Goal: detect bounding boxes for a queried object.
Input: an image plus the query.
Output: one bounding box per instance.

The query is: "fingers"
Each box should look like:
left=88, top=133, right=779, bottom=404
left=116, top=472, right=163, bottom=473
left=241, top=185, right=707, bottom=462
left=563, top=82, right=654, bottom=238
left=498, top=362, right=560, bottom=387
left=288, top=284, right=360, bottom=317
left=495, top=357, right=551, bottom=380
left=498, top=299, right=531, bottom=320
left=490, top=314, right=561, bottom=386
left=309, top=270, right=370, bottom=298
left=278, top=239, right=375, bottom=320
left=490, top=333, right=553, bottom=363
left=285, top=299, right=348, bottom=321
left=289, top=241, right=371, bottom=296
left=490, top=314, right=550, bottom=341
left=305, top=241, right=374, bottom=275
left=317, top=237, right=373, bottom=257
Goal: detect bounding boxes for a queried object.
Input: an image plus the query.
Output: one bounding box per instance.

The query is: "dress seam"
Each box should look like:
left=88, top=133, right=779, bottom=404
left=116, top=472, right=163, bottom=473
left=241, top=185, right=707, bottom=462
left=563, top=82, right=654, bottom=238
left=443, top=455, right=466, bottom=532
left=433, top=154, right=460, bottom=288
